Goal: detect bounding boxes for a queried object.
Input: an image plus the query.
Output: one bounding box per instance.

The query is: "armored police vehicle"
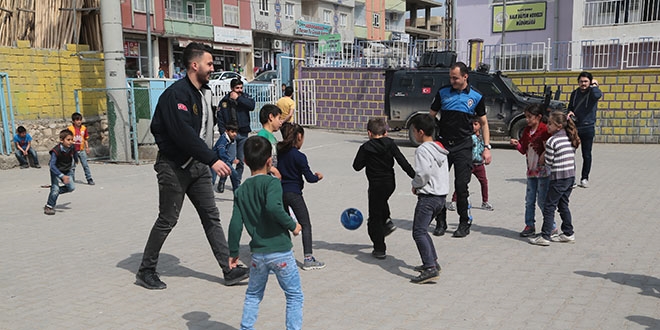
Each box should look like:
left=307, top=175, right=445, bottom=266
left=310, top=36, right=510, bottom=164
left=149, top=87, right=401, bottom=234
left=384, top=52, right=565, bottom=144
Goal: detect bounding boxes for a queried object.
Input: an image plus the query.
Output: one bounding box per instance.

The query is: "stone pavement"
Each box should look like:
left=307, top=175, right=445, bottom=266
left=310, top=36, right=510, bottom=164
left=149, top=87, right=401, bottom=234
left=1, top=129, right=659, bottom=330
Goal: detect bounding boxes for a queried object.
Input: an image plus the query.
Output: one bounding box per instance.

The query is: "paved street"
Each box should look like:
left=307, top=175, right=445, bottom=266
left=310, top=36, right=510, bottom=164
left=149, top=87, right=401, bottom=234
left=1, top=129, right=659, bottom=330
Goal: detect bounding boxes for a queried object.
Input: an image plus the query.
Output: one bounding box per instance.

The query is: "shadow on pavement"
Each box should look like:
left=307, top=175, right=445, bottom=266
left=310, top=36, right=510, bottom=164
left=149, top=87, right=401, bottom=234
left=504, top=177, right=527, bottom=185
left=469, top=223, right=526, bottom=242
left=183, top=311, right=238, bottom=330
left=626, top=315, right=660, bottom=330
left=117, top=253, right=224, bottom=285
left=314, top=240, right=414, bottom=279
left=574, top=271, right=660, bottom=299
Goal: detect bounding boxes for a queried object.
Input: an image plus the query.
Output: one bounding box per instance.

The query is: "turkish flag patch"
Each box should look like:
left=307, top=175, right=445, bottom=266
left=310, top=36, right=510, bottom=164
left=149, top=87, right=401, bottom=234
left=177, top=103, right=188, bottom=111
left=422, top=87, right=431, bottom=94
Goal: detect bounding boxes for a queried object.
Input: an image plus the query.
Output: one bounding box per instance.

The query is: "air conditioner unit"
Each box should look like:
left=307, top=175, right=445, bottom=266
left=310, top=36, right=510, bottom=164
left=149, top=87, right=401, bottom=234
left=272, top=39, right=283, bottom=51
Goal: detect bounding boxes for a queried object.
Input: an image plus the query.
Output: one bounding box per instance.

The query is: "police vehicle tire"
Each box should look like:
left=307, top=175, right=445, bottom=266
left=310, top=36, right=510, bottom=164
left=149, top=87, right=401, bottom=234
left=510, top=118, right=528, bottom=140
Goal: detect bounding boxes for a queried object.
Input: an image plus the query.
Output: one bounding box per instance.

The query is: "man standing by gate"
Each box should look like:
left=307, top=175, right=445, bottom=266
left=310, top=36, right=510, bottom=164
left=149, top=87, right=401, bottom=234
left=430, top=62, right=492, bottom=238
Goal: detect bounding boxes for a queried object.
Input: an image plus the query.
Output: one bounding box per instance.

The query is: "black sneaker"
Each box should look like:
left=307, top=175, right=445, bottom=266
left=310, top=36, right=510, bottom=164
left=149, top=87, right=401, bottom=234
left=413, top=262, right=441, bottom=272
left=371, top=250, right=386, bottom=259
left=135, top=270, right=167, bottom=290
left=452, top=223, right=470, bottom=238
left=519, top=225, right=536, bottom=237
left=224, top=265, right=249, bottom=286
left=87, top=178, right=95, bottom=185
left=384, top=219, right=397, bottom=237
left=433, top=224, right=446, bottom=236
left=410, top=267, right=440, bottom=284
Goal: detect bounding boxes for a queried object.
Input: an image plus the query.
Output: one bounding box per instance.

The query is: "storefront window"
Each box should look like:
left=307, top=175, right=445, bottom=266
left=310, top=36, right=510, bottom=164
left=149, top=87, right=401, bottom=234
left=124, top=40, right=149, bottom=78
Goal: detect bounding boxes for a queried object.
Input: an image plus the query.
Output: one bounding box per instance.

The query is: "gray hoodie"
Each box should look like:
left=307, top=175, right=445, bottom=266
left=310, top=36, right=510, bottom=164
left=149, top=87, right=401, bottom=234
left=412, top=141, right=450, bottom=196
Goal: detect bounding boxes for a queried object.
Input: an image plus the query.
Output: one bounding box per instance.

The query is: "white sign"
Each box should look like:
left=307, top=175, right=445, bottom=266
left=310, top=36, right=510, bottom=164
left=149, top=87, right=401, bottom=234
left=213, top=27, right=253, bottom=45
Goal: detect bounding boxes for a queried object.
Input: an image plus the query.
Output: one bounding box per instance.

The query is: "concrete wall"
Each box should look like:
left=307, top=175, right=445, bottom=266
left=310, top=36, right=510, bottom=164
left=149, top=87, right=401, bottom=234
left=300, top=68, right=386, bottom=131
left=507, top=69, right=660, bottom=143
left=300, top=67, right=660, bottom=143
left=0, top=43, right=107, bottom=167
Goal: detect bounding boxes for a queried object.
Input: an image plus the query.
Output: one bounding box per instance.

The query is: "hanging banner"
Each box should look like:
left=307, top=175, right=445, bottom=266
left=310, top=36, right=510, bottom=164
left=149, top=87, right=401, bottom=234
left=294, top=20, right=332, bottom=37
left=492, top=2, right=547, bottom=33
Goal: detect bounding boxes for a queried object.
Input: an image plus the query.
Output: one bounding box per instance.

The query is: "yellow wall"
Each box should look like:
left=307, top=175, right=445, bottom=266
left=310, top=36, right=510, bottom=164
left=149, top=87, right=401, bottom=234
left=507, top=70, right=660, bottom=144
left=0, top=42, right=105, bottom=120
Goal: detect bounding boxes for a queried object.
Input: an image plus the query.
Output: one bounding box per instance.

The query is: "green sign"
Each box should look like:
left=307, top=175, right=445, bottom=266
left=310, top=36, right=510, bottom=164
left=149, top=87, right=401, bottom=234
left=492, top=2, right=547, bottom=33
left=319, top=34, right=342, bottom=53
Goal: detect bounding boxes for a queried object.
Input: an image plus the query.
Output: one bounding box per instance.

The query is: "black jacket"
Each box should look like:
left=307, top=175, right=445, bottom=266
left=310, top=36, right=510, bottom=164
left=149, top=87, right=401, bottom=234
left=217, top=92, right=256, bottom=135
left=352, top=137, right=416, bottom=183
left=150, top=76, right=219, bottom=167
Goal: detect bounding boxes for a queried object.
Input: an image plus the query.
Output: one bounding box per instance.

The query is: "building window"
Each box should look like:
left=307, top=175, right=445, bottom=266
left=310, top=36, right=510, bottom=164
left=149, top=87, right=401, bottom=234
left=133, top=0, right=154, bottom=12
left=373, top=13, right=380, bottom=28
left=385, top=12, right=398, bottom=30
left=285, top=2, right=294, bottom=20
left=339, top=13, right=348, bottom=27
left=323, top=10, right=332, bottom=24
left=354, top=5, right=366, bottom=26
left=224, top=4, right=239, bottom=26
left=260, top=0, right=269, bottom=16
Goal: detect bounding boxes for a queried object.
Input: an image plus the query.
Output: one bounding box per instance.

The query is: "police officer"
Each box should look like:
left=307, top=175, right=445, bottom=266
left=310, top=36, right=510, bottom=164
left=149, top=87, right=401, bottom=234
left=430, top=62, right=492, bottom=238
left=136, top=42, right=249, bottom=290
left=217, top=78, right=255, bottom=183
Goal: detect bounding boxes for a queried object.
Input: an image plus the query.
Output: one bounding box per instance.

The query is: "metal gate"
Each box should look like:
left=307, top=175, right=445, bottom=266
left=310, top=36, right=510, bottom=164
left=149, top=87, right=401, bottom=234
left=0, top=73, right=15, bottom=155
left=293, top=79, right=317, bottom=126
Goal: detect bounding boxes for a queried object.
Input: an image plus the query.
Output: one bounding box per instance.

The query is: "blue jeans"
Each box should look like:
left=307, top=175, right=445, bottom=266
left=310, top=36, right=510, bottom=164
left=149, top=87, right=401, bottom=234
left=541, top=178, right=574, bottom=239
left=241, top=250, right=303, bottom=330
left=412, top=194, right=445, bottom=268
left=73, top=150, right=92, bottom=181
left=525, top=176, right=550, bottom=227
left=577, top=126, right=595, bottom=181
left=46, top=170, right=75, bottom=208
left=15, top=148, right=39, bottom=166
left=235, top=132, right=248, bottom=181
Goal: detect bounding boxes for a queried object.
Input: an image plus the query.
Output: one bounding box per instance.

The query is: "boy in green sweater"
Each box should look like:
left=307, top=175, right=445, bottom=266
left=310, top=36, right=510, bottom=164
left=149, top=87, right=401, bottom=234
left=228, top=135, right=303, bottom=330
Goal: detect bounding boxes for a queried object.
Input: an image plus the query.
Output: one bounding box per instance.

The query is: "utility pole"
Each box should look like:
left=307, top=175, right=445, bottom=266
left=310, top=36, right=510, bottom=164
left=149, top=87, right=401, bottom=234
left=500, top=0, right=507, bottom=70
left=100, top=0, right=131, bottom=162
left=146, top=0, right=153, bottom=78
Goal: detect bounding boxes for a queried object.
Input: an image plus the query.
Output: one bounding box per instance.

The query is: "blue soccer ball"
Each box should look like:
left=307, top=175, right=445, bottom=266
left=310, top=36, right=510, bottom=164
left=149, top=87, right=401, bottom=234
left=340, top=208, right=363, bottom=230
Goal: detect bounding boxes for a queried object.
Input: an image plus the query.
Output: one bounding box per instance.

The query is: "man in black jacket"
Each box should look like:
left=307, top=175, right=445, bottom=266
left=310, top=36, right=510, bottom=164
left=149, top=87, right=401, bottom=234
left=217, top=78, right=255, bottom=182
left=136, top=42, right=249, bottom=290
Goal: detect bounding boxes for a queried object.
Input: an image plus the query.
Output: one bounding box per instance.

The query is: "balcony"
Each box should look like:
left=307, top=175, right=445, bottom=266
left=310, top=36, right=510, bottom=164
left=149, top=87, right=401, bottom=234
left=165, top=8, right=212, bottom=25
left=584, top=0, right=660, bottom=26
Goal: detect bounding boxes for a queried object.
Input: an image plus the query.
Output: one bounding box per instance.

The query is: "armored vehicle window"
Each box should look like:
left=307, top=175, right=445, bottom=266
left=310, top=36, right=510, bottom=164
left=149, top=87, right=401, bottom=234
left=475, top=82, right=502, bottom=97
left=400, top=77, right=413, bottom=87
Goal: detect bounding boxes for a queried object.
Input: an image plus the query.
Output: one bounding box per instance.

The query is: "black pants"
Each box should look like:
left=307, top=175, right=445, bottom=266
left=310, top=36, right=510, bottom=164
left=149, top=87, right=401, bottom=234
left=283, top=192, right=313, bottom=256
left=436, top=138, right=473, bottom=226
left=367, top=180, right=395, bottom=252
left=139, top=154, right=231, bottom=274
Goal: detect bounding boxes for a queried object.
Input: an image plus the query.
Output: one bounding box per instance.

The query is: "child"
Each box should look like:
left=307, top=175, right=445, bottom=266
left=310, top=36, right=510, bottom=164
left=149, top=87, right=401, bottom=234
left=44, top=129, right=78, bottom=215
left=276, top=124, right=325, bottom=270
left=212, top=123, right=240, bottom=193
left=13, top=126, right=40, bottom=169
left=409, top=116, right=449, bottom=284
left=256, top=104, right=283, bottom=179
left=510, top=105, right=554, bottom=237
left=352, top=117, right=416, bottom=259
left=68, top=112, right=95, bottom=185
left=529, top=111, right=580, bottom=246
left=228, top=136, right=303, bottom=330
left=445, top=118, right=493, bottom=214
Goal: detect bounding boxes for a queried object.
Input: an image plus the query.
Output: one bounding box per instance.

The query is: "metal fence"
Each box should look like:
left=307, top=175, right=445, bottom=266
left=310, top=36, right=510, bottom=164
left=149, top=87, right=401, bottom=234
left=292, top=79, right=317, bottom=126
left=584, top=0, right=660, bottom=26
left=0, top=73, right=15, bottom=155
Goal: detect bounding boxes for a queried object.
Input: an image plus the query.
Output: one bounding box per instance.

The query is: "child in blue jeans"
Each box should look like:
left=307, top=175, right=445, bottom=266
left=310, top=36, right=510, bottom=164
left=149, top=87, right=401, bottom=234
left=44, top=130, right=78, bottom=215
left=228, top=136, right=303, bottom=330
left=212, top=124, right=240, bottom=193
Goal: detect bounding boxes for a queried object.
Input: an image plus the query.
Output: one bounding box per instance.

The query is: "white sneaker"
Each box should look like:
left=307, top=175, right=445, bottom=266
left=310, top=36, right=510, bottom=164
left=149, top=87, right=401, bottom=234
left=481, top=202, right=494, bottom=211
left=528, top=235, right=550, bottom=246
left=579, top=179, right=589, bottom=188
left=551, top=233, right=575, bottom=243
left=447, top=201, right=456, bottom=211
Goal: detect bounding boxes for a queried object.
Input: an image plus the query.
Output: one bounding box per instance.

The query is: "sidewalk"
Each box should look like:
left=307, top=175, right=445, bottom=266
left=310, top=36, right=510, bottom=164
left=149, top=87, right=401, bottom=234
left=1, top=129, right=658, bottom=330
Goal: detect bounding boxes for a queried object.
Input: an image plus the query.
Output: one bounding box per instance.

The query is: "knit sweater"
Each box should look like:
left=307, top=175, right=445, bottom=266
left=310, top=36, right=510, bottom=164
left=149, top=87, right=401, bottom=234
left=228, top=174, right=297, bottom=257
left=544, top=129, right=576, bottom=180
left=277, top=147, right=320, bottom=194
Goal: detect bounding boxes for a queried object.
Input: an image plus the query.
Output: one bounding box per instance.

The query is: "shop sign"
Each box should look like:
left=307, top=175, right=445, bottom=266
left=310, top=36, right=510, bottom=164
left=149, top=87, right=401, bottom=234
left=213, top=26, right=253, bottom=45
left=492, top=2, right=547, bottom=33
left=294, top=20, right=332, bottom=37
left=319, top=34, right=341, bottom=53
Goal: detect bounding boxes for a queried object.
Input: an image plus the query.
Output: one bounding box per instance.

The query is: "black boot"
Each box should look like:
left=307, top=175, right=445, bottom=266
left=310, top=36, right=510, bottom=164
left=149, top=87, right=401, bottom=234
left=452, top=221, right=470, bottom=238
left=433, top=217, right=447, bottom=236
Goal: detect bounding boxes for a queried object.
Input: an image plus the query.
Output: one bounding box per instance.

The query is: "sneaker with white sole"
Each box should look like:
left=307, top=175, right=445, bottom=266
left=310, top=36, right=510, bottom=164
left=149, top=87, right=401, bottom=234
left=302, top=256, right=326, bottom=270
left=481, top=202, right=494, bottom=211
left=551, top=233, right=575, bottom=243
left=447, top=201, right=456, bottom=211
left=579, top=179, right=589, bottom=188
left=528, top=235, right=550, bottom=246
